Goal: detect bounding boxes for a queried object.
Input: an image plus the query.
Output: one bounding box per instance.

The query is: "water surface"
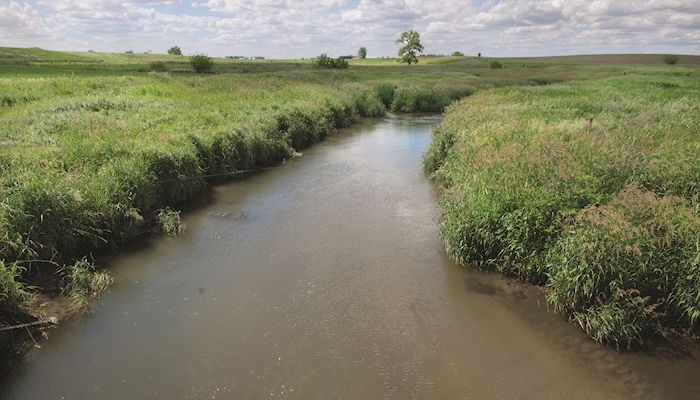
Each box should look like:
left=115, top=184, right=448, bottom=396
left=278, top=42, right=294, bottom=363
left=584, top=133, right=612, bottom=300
left=2, top=114, right=699, bottom=399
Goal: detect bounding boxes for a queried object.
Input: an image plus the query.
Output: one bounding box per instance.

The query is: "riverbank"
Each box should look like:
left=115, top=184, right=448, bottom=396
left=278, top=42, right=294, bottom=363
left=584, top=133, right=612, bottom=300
left=424, top=67, right=700, bottom=348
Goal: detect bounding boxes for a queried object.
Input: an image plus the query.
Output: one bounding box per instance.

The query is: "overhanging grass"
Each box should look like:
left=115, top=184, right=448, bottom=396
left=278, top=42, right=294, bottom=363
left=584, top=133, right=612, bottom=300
left=425, top=71, right=700, bottom=347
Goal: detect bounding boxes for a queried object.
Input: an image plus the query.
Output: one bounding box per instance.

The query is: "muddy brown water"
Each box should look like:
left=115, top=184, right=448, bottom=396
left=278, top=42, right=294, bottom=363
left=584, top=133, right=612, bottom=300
left=2, top=114, right=699, bottom=399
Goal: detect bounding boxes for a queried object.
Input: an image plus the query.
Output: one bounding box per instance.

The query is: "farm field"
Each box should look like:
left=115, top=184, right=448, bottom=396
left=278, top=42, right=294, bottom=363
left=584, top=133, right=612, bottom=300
left=1, top=47, right=699, bottom=350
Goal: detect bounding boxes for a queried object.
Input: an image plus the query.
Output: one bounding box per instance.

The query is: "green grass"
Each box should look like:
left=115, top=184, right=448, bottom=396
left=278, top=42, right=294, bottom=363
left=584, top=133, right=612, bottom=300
left=425, top=67, right=700, bottom=348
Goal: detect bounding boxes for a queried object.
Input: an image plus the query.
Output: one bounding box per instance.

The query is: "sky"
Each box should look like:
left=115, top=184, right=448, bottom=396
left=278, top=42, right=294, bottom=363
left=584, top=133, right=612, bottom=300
left=1, top=0, right=699, bottom=58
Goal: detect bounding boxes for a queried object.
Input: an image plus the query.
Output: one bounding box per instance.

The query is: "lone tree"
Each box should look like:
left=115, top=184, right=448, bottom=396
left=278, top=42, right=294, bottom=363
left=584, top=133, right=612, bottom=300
left=452, top=51, right=464, bottom=57
left=168, top=46, right=182, bottom=56
left=358, top=47, right=367, bottom=59
left=396, top=30, right=423, bottom=65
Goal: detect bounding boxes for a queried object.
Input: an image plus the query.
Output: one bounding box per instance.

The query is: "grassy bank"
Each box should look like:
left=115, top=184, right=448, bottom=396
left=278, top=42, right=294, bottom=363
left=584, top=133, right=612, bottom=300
left=2, top=48, right=514, bottom=324
left=425, top=67, right=700, bottom=348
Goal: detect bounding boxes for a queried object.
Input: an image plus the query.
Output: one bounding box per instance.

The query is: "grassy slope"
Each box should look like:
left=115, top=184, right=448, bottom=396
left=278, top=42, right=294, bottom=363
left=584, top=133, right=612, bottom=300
left=425, top=66, right=700, bottom=348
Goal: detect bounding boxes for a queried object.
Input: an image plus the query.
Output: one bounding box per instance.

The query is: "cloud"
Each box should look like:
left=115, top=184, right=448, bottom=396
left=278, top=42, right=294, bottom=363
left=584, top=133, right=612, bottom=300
left=0, top=0, right=697, bottom=57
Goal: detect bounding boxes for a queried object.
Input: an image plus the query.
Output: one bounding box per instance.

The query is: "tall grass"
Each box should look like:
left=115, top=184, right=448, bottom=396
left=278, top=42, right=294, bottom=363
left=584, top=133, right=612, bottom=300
left=425, top=70, right=700, bottom=347
left=1, top=54, right=487, bottom=317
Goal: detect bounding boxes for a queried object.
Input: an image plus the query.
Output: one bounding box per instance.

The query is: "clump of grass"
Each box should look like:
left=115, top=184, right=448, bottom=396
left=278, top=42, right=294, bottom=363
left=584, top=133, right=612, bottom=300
left=0, top=261, right=31, bottom=310
left=489, top=60, right=503, bottom=69
left=391, top=85, right=473, bottom=112
left=374, top=83, right=395, bottom=107
left=58, top=258, right=113, bottom=305
left=156, top=208, right=185, bottom=236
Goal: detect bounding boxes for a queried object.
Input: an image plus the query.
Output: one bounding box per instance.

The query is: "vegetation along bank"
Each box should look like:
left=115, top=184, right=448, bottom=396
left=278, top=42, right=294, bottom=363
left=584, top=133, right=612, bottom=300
left=425, top=68, right=700, bottom=348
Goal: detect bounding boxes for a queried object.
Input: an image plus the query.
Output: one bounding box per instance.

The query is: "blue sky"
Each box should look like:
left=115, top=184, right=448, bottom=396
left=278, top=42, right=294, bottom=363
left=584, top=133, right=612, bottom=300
left=1, top=1, right=698, bottom=58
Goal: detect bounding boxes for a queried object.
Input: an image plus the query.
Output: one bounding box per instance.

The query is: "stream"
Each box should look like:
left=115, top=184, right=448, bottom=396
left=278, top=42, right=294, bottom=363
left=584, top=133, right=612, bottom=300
left=2, top=114, right=699, bottom=399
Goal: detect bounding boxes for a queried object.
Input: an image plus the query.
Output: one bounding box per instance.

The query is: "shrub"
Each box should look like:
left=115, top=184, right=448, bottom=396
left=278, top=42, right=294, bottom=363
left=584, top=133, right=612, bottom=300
left=489, top=60, right=503, bottom=69
left=663, top=54, right=679, bottom=65
left=314, top=54, right=349, bottom=69
left=451, top=51, right=464, bottom=57
left=190, top=54, right=214, bottom=73
left=149, top=61, right=167, bottom=72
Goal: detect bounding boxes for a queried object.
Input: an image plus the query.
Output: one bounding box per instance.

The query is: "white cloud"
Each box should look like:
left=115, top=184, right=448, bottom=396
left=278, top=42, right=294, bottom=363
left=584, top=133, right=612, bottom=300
left=0, top=0, right=697, bottom=57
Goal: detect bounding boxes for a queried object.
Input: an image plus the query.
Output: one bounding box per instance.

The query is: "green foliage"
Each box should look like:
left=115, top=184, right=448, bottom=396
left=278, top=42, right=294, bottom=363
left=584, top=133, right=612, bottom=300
left=314, top=54, right=349, bottom=69
left=391, top=85, right=474, bottom=113
left=149, top=61, right=167, bottom=72
left=374, top=83, right=395, bottom=107
left=190, top=54, right=214, bottom=73
left=451, top=51, right=464, bottom=57
left=358, top=47, right=367, bottom=59
left=489, top=60, right=503, bottom=69
left=663, top=54, right=679, bottom=65
left=0, top=261, right=30, bottom=310
left=546, top=185, right=700, bottom=347
left=426, top=73, right=700, bottom=346
left=156, top=208, right=185, bottom=235
left=396, top=30, right=424, bottom=65
left=58, top=258, right=113, bottom=305
left=168, top=46, right=182, bottom=56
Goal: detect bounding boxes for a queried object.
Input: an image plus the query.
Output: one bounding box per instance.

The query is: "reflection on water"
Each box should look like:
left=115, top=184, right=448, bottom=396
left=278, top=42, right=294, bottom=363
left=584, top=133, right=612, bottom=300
left=2, top=114, right=699, bottom=399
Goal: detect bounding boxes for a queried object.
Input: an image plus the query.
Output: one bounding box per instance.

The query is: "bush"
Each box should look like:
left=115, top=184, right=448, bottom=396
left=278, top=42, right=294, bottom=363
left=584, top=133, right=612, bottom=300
left=489, top=60, right=503, bottom=69
left=149, top=61, right=167, bottom=72
left=663, top=54, right=679, bottom=65
left=190, top=54, right=214, bottom=73
left=451, top=51, right=464, bottom=57
left=314, top=54, right=349, bottom=69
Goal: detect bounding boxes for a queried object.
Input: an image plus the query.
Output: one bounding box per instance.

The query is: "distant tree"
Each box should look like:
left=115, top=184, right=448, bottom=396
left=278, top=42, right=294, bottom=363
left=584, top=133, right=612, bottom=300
left=125, top=50, right=134, bottom=54
left=358, top=47, right=367, bottom=59
left=451, top=51, right=464, bottom=57
left=314, top=54, right=349, bottom=69
left=168, top=46, right=182, bottom=56
left=477, top=52, right=481, bottom=57
left=396, top=30, right=423, bottom=65
left=190, top=54, right=214, bottom=73
left=663, top=54, right=679, bottom=65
